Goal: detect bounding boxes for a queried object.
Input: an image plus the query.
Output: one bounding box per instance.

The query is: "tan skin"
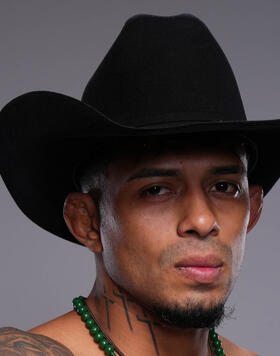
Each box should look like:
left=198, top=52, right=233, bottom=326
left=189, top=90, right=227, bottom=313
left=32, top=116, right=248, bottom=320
left=0, top=145, right=262, bottom=356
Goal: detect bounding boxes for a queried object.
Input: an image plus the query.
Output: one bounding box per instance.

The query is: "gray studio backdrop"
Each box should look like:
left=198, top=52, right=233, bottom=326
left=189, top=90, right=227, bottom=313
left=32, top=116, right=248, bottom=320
left=0, top=1, right=279, bottom=355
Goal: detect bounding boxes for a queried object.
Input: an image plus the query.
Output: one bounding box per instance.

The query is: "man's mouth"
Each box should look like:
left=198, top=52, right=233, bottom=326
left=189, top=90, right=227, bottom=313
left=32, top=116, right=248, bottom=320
left=174, top=255, right=223, bottom=284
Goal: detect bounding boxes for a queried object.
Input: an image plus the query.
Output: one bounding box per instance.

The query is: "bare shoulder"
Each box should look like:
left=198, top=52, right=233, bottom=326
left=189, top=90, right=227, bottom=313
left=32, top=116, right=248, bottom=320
left=0, top=326, right=74, bottom=355
left=220, top=334, right=259, bottom=356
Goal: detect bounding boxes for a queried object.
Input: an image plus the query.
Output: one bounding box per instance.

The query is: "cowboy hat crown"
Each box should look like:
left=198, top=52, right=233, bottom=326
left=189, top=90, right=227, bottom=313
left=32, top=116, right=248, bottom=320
left=83, top=14, right=247, bottom=126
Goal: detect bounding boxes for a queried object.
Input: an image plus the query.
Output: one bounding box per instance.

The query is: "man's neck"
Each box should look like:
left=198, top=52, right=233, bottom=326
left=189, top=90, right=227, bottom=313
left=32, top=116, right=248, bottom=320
left=85, top=267, right=211, bottom=356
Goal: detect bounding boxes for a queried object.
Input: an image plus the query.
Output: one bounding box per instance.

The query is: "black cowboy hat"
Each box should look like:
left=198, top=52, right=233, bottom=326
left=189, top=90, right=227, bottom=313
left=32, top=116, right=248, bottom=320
left=1, top=14, right=280, bottom=245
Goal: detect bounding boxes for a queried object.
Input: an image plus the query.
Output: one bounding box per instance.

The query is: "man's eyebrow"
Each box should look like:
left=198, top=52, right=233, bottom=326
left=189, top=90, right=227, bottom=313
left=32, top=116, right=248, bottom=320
left=126, top=164, right=246, bottom=182
left=127, top=168, right=179, bottom=182
left=208, top=164, right=247, bottom=176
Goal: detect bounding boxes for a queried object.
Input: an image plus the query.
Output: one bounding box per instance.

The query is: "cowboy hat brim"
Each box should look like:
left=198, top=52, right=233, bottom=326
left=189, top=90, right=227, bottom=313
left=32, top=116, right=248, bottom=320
left=1, top=91, right=280, bottom=245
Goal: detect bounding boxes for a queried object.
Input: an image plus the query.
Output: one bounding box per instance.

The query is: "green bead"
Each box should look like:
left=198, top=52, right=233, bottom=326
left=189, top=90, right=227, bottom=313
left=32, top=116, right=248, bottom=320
left=210, top=332, right=218, bottom=340
left=216, top=352, right=225, bottom=356
left=86, top=318, right=95, bottom=328
left=99, top=338, right=108, bottom=349
left=82, top=311, right=91, bottom=321
left=77, top=305, right=86, bottom=314
left=75, top=301, right=83, bottom=309
left=215, top=346, right=224, bottom=353
left=94, top=331, right=103, bottom=342
left=73, top=299, right=83, bottom=309
left=72, top=297, right=81, bottom=306
left=90, top=325, right=99, bottom=335
left=105, top=344, right=114, bottom=354
left=213, top=339, right=221, bottom=347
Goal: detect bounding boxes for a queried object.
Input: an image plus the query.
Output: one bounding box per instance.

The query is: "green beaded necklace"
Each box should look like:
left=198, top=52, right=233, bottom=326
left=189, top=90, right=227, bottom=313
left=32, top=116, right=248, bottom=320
left=73, top=296, right=226, bottom=356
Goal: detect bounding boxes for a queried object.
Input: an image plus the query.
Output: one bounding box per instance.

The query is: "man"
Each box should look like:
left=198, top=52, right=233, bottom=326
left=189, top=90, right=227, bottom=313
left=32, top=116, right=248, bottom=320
left=0, top=14, right=279, bottom=356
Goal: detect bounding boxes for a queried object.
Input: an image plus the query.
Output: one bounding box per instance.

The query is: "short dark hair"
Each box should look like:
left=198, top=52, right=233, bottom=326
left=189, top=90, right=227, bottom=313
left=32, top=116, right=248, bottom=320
left=74, top=132, right=257, bottom=204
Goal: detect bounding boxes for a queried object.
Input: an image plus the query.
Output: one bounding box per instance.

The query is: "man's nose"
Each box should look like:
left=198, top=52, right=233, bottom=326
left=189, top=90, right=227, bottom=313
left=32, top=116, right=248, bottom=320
left=177, top=189, right=221, bottom=238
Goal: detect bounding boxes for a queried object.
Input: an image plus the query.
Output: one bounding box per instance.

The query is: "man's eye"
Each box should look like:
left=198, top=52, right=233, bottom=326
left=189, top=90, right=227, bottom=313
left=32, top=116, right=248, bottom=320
left=143, top=186, right=171, bottom=197
left=211, top=182, right=240, bottom=194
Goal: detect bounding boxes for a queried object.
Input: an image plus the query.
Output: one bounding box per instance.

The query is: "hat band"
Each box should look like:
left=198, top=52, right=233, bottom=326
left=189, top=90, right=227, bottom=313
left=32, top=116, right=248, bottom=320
left=110, top=111, right=239, bottom=129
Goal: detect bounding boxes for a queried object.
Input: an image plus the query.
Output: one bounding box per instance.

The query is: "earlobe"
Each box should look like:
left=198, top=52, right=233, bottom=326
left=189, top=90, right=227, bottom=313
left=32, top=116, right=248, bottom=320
left=247, top=185, right=264, bottom=233
left=63, top=192, right=103, bottom=253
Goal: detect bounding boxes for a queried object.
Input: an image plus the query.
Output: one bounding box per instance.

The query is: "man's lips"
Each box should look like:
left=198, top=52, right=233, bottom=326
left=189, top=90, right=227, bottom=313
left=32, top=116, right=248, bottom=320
left=174, top=255, right=223, bottom=284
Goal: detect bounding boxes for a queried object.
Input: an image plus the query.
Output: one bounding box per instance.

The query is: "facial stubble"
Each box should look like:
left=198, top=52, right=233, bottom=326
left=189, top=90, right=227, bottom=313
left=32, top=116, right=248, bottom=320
left=150, top=292, right=234, bottom=329
left=150, top=241, right=235, bottom=329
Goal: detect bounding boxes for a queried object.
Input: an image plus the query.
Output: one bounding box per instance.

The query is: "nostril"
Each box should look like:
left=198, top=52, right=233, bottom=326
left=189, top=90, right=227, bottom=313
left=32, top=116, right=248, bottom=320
left=186, top=230, right=197, bottom=234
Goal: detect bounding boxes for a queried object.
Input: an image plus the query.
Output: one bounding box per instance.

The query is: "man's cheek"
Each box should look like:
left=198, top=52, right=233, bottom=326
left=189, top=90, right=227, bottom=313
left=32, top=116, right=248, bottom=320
left=231, top=234, right=246, bottom=278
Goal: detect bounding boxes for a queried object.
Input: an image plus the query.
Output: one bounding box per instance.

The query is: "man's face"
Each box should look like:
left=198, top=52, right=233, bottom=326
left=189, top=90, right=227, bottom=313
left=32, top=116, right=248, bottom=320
left=98, top=144, right=250, bottom=323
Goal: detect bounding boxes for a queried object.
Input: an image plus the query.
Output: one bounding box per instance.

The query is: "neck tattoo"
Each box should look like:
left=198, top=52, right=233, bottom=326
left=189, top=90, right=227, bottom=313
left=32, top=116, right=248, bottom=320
left=73, top=296, right=226, bottom=356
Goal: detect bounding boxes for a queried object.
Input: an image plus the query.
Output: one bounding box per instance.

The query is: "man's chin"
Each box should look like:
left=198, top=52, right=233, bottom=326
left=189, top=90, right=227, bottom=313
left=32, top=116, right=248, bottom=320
left=151, top=299, right=232, bottom=329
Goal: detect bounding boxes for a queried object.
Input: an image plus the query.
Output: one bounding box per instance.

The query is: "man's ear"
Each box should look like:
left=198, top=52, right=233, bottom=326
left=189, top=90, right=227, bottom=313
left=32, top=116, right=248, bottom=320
left=247, top=185, right=264, bottom=233
left=63, top=192, right=103, bottom=254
